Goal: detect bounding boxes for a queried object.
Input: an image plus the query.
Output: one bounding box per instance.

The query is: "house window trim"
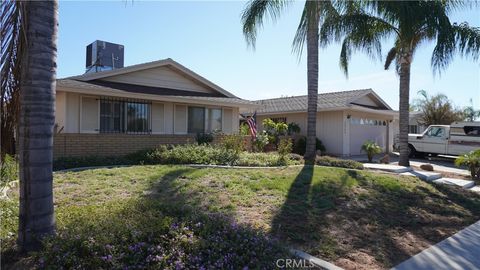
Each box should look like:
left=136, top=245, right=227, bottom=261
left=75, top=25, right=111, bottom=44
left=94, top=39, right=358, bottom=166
left=79, top=95, right=100, bottom=134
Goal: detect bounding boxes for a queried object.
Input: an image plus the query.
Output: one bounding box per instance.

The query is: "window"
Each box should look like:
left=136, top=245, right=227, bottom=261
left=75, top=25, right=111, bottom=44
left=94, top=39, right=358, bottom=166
left=187, top=106, right=223, bottom=134
left=409, top=125, right=418, bottom=133
left=464, top=126, right=480, bottom=136
left=271, top=117, right=287, bottom=123
left=100, top=97, right=151, bottom=134
left=351, top=117, right=386, bottom=126
left=126, top=102, right=150, bottom=133
left=206, top=108, right=222, bottom=132
left=188, top=107, right=205, bottom=134
left=425, top=127, right=445, bottom=138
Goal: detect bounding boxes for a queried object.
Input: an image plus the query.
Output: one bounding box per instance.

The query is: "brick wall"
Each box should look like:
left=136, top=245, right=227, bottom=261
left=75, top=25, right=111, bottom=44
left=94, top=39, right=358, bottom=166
left=53, top=134, right=252, bottom=159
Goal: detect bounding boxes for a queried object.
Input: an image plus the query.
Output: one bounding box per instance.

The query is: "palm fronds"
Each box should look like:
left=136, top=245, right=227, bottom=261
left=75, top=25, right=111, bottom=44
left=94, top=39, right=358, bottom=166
left=241, top=0, right=291, bottom=48
left=1, top=0, right=26, bottom=156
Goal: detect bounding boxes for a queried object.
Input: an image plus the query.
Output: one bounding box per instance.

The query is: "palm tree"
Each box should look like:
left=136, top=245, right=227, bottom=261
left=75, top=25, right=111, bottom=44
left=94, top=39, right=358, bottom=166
left=1, top=0, right=59, bottom=251
left=320, top=1, right=480, bottom=166
left=241, top=1, right=340, bottom=161
left=463, top=98, right=480, bottom=122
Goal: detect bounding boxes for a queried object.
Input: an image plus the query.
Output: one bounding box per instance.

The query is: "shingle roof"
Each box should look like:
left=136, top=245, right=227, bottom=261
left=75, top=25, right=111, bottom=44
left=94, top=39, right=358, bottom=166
left=255, top=89, right=376, bottom=113
left=56, top=79, right=256, bottom=106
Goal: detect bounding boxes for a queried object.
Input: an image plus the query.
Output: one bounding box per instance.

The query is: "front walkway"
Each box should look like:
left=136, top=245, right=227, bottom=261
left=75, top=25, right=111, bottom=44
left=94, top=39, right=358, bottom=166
left=391, top=221, right=480, bottom=270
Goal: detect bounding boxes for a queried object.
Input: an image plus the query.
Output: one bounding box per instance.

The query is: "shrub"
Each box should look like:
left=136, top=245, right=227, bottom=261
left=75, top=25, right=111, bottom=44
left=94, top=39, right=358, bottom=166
left=237, top=152, right=301, bottom=167
left=262, top=118, right=288, bottom=146
left=53, top=144, right=303, bottom=169
left=1, top=154, right=18, bottom=189
left=239, top=123, right=250, bottom=136
left=315, top=156, right=364, bottom=170
left=221, top=134, right=245, bottom=154
left=253, top=131, right=269, bottom=152
left=360, top=140, right=383, bottom=162
left=293, top=137, right=326, bottom=156
left=288, top=153, right=304, bottom=162
left=455, top=150, right=480, bottom=179
left=287, top=122, right=301, bottom=135
left=53, top=156, right=131, bottom=171
left=195, top=132, right=214, bottom=145
left=277, top=138, right=293, bottom=165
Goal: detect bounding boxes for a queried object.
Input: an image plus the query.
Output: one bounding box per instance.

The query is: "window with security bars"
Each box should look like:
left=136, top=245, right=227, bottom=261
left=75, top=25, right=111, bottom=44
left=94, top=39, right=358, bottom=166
left=99, top=97, right=151, bottom=134
left=271, top=117, right=287, bottom=123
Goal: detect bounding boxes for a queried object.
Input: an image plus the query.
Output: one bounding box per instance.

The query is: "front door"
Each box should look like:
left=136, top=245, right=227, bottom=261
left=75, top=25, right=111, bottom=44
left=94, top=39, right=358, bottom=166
left=421, top=126, right=448, bottom=154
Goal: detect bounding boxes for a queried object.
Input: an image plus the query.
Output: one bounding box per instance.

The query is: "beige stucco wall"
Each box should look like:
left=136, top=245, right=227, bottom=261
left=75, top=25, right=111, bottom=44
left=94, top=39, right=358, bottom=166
left=55, top=91, right=239, bottom=136
left=102, top=66, right=217, bottom=94
left=256, top=111, right=344, bottom=155
left=257, top=109, right=396, bottom=156
left=55, top=91, right=66, bottom=132
left=316, top=111, right=344, bottom=155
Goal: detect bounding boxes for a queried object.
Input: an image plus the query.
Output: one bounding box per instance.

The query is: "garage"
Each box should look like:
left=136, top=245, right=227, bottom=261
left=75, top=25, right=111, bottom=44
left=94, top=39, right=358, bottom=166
left=349, top=117, right=388, bottom=155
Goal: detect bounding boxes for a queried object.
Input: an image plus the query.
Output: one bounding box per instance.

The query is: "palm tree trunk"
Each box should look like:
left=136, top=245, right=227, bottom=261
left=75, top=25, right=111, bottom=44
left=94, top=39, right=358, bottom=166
left=17, top=0, right=58, bottom=251
left=304, top=7, right=319, bottom=162
left=398, top=54, right=412, bottom=167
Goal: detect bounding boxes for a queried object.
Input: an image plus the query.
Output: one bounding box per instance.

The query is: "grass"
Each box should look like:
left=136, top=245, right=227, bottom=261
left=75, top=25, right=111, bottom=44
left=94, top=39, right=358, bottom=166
left=2, top=165, right=480, bottom=269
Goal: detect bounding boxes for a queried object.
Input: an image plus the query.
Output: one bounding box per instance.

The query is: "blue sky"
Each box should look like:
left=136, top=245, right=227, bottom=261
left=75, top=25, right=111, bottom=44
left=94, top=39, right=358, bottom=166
left=57, top=1, right=479, bottom=110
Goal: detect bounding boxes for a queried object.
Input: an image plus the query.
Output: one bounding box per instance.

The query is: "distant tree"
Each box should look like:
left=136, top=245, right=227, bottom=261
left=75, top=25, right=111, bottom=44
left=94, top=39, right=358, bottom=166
left=414, top=90, right=463, bottom=126
left=463, top=98, right=480, bottom=122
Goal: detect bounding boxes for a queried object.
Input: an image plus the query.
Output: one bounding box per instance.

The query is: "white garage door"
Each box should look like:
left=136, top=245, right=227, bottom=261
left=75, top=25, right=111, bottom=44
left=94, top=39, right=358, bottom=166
left=350, top=120, right=387, bottom=155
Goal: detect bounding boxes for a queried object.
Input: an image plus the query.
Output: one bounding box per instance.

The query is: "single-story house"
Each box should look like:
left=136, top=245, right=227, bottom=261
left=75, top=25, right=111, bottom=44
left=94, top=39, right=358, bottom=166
left=249, top=89, right=398, bottom=156
left=54, top=58, right=256, bottom=158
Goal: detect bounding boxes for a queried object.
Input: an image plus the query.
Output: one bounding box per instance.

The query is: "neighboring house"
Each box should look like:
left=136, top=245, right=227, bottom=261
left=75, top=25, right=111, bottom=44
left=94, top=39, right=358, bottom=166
left=408, top=111, right=427, bottom=134
left=249, top=89, right=397, bottom=156
left=54, top=57, right=256, bottom=158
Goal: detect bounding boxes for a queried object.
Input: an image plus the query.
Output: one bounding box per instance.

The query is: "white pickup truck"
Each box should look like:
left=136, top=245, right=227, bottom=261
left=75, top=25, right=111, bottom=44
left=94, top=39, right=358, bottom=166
left=394, top=122, right=480, bottom=157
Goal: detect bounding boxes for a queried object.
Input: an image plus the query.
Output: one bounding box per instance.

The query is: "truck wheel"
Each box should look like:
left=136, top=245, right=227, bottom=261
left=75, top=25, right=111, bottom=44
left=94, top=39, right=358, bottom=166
left=408, top=144, right=416, bottom=158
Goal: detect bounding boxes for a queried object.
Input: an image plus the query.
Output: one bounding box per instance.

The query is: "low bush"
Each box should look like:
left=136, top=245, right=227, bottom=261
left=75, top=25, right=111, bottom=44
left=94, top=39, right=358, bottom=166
left=361, top=140, right=383, bottom=162
left=455, top=149, right=480, bottom=179
left=293, top=136, right=326, bottom=156
left=34, top=201, right=288, bottom=269
left=195, top=132, right=214, bottom=145
left=237, top=152, right=301, bottom=167
left=315, top=156, right=364, bottom=170
left=252, top=131, right=269, bottom=152
left=220, top=134, right=245, bottom=154
left=53, top=143, right=303, bottom=170
left=277, top=138, right=293, bottom=165
left=53, top=156, right=131, bottom=171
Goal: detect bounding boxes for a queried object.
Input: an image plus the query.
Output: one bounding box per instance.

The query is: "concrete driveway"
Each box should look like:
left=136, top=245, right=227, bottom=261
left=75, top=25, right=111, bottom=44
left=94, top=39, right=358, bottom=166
left=348, top=153, right=470, bottom=176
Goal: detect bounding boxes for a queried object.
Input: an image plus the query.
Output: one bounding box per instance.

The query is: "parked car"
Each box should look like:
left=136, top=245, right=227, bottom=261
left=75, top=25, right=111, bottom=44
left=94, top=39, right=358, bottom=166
left=394, top=122, right=480, bottom=157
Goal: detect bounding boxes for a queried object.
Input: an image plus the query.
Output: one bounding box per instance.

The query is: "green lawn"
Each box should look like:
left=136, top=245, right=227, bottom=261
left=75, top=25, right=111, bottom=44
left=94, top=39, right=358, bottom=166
left=2, top=165, right=480, bottom=269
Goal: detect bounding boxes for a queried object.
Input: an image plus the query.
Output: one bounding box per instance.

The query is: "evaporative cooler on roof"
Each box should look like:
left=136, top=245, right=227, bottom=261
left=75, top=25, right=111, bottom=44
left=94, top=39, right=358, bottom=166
left=85, top=40, right=124, bottom=73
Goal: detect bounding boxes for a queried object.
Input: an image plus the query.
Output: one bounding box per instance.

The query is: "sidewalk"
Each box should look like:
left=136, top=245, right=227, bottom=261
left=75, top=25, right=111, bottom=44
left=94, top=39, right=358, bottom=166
left=391, top=221, right=480, bottom=270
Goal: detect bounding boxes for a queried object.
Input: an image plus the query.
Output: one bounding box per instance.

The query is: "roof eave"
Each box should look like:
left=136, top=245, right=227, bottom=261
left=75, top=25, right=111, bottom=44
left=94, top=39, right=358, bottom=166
left=64, top=58, right=238, bottom=98
left=57, top=84, right=256, bottom=109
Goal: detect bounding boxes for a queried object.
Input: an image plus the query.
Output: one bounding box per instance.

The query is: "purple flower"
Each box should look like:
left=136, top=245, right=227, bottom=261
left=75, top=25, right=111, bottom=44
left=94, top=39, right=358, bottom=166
left=101, top=255, right=112, bottom=262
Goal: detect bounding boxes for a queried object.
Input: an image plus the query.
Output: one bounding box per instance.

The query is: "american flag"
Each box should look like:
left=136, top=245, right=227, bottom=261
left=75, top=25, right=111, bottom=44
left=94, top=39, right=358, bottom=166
left=246, top=112, right=257, bottom=139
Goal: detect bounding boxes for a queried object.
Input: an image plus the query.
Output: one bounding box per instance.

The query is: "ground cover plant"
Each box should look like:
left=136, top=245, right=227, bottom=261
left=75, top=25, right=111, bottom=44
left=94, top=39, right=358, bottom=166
left=2, top=165, right=480, bottom=269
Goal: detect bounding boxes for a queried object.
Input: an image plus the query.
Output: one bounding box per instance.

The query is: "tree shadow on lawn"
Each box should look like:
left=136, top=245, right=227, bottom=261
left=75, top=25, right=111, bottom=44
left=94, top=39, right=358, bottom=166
left=270, top=167, right=480, bottom=269
left=29, top=167, right=291, bottom=269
